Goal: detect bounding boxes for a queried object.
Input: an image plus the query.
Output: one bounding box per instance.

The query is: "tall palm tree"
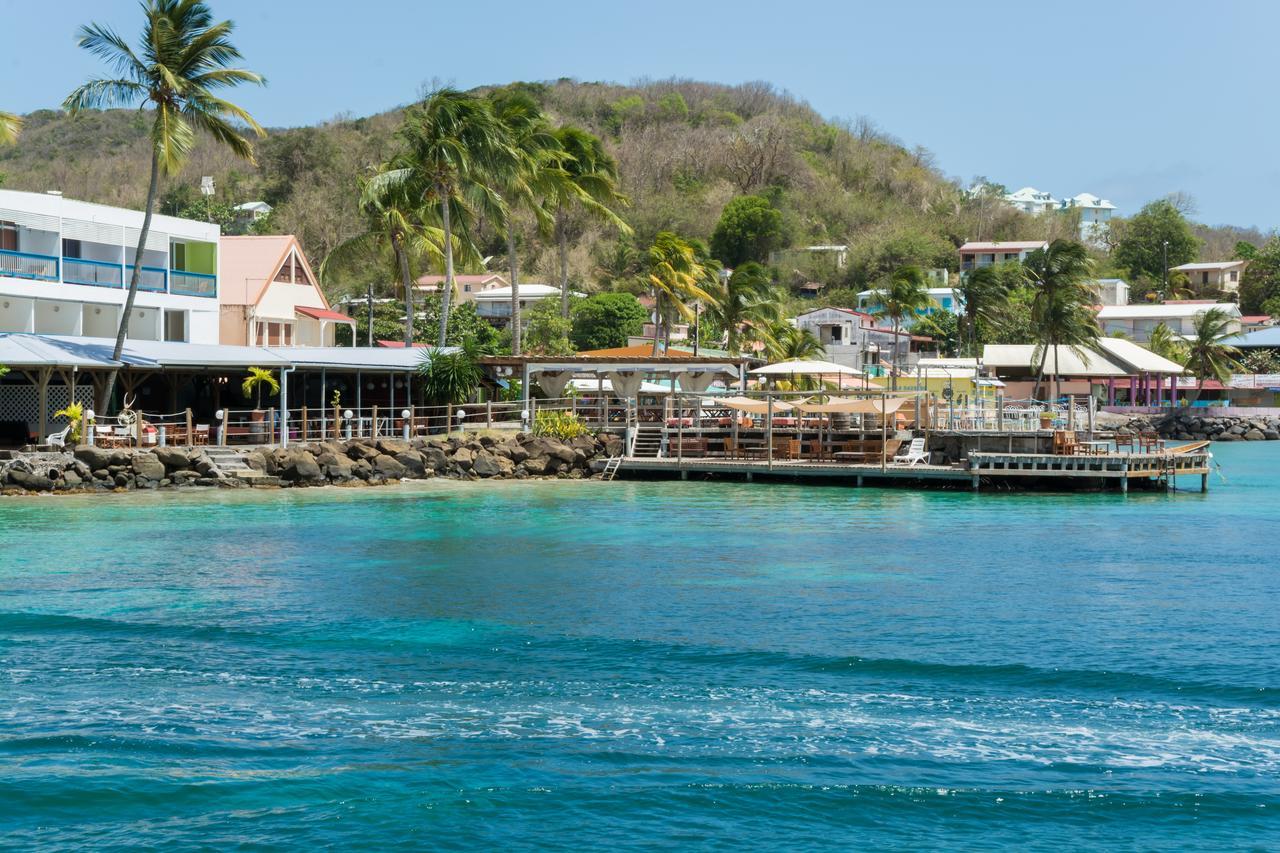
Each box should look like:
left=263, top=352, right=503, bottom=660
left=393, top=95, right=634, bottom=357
left=321, top=171, right=447, bottom=345
left=871, top=265, right=936, bottom=389
left=0, top=111, right=20, bottom=145
left=765, top=322, right=825, bottom=362
left=956, top=262, right=1017, bottom=356
left=1023, top=239, right=1099, bottom=401
left=1183, top=308, right=1242, bottom=401
left=706, top=262, right=780, bottom=356
left=547, top=126, right=631, bottom=318
left=64, top=0, right=264, bottom=409
left=646, top=232, right=714, bottom=356
left=486, top=90, right=566, bottom=355
left=370, top=89, right=516, bottom=348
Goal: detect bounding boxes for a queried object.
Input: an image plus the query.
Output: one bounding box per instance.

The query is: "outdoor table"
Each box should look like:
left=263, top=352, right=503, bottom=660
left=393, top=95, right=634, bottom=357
left=1080, top=440, right=1111, bottom=456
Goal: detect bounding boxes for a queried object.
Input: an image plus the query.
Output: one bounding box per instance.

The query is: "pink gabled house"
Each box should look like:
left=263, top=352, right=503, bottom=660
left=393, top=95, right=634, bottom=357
left=218, top=235, right=356, bottom=347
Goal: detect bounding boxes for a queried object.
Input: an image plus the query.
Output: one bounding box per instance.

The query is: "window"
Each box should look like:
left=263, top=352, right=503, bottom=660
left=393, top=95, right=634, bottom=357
left=1230, top=270, right=1239, bottom=282
left=1202, top=271, right=1210, bottom=285
left=62, top=238, right=82, bottom=259
left=284, top=324, right=293, bottom=345
left=0, top=221, right=16, bottom=252
left=274, top=259, right=293, bottom=283
left=255, top=322, right=265, bottom=346
left=172, top=242, right=186, bottom=270
left=163, top=310, right=187, bottom=342
left=268, top=322, right=281, bottom=346
left=830, top=325, right=842, bottom=343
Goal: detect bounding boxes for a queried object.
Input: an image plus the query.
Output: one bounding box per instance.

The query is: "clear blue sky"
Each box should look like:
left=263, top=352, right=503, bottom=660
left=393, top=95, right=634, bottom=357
left=3, top=0, right=1273, bottom=230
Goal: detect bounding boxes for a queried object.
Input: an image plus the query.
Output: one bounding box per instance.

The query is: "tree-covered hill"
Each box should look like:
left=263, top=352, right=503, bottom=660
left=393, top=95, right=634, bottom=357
left=0, top=78, right=1264, bottom=303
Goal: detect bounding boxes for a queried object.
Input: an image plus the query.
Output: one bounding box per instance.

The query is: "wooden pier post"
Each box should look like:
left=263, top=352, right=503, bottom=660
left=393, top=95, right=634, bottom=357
left=766, top=394, right=774, bottom=472
left=185, top=408, right=193, bottom=446
left=1201, top=472, right=1208, bottom=493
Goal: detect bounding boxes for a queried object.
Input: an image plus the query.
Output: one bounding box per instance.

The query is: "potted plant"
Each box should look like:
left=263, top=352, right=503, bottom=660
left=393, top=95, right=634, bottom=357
left=53, top=401, right=89, bottom=445
left=241, top=367, right=280, bottom=440
left=1039, top=410, right=1054, bottom=429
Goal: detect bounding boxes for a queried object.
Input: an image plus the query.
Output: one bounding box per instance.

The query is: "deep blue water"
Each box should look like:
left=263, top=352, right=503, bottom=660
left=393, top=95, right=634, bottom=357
left=0, top=444, right=1277, bottom=850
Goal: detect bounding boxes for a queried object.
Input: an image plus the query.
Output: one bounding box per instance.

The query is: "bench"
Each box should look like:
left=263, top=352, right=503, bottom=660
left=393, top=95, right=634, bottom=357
left=833, top=438, right=903, bottom=463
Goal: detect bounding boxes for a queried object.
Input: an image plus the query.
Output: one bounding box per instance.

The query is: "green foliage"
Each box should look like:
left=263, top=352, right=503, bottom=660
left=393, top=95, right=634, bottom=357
left=1238, top=237, right=1280, bottom=314
left=1112, top=199, right=1199, bottom=282
left=655, top=92, right=690, bottom=122
left=532, top=410, right=589, bottom=440
left=333, top=297, right=500, bottom=350
left=241, top=367, right=280, bottom=409
left=54, top=401, right=87, bottom=444
left=1241, top=348, right=1280, bottom=373
left=0, top=110, right=20, bottom=145
left=710, top=195, right=787, bottom=266
left=912, top=310, right=959, bottom=356
left=523, top=299, right=574, bottom=355
left=159, top=185, right=240, bottom=230
left=1183, top=308, right=1242, bottom=384
left=956, top=262, right=1021, bottom=354
left=418, top=342, right=484, bottom=404
left=706, top=261, right=780, bottom=355
left=1022, top=240, right=1100, bottom=395
left=1146, top=323, right=1188, bottom=364
left=570, top=292, right=647, bottom=350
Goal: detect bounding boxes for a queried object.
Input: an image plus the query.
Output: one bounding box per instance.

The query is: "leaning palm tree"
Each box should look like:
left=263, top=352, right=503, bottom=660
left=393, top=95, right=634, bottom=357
left=765, top=322, right=825, bottom=362
left=1183, top=308, right=1242, bottom=402
left=871, top=265, right=936, bottom=389
left=547, top=125, right=631, bottom=318
left=646, top=232, right=715, bottom=356
left=1023, top=239, right=1100, bottom=401
left=1146, top=322, right=1188, bottom=365
left=369, top=89, right=516, bottom=348
left=706, top=262, right=780, bottom=356
left=956, top=262, right=1018, bottom=356
left=0, top=111, right=21, bottom=145
left=486, top=90, right=568, bottom=355
left=64, top=0, right=264, bottom=409
left=321, top=171, right=447, bottom=345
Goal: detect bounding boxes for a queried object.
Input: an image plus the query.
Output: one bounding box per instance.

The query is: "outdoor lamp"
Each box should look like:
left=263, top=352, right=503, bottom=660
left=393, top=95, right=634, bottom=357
left=215, top=409, right=225, bottom=420
left=401, top=409, right=411, bottom=419
left=343, top=409, right=354, bottom=419
left=521, top=409, right=530, bottom=420
left=85, top=409, right=95, bottom=421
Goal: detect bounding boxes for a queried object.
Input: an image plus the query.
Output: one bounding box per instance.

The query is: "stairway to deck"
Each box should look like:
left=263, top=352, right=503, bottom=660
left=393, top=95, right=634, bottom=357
left=630, top=424, right=663, bottom=458
left=203, top=446, right=276, bottom=486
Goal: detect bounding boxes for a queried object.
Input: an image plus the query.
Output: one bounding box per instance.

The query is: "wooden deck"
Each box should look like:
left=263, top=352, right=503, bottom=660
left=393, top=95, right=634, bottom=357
left=614, top=447, right=1213, bottom=492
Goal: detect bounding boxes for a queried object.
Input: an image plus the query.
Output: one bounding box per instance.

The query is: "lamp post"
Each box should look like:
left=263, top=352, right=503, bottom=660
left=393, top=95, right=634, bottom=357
left=1162, top=240, right=1169, bottom=294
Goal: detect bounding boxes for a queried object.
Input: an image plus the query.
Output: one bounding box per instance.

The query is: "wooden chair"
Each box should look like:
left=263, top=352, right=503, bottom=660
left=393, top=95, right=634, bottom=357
left=1114, top=432, right=1135, bottom=453
left=1052, top=429, right=1078, bottom=455
left=1138, top=431, right=1163, bottom=453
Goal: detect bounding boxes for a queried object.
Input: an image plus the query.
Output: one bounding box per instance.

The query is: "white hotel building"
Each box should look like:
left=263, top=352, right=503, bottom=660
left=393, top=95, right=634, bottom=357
left=0, top=188, right=220, bottom=344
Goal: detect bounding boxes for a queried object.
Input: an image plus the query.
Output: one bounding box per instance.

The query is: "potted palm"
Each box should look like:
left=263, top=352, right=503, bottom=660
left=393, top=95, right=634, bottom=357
left=242, top=367, right=280, bottom=440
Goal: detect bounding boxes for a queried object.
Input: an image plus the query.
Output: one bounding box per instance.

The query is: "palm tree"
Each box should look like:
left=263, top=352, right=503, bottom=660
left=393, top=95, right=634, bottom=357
left=1022, top=239, right=1100, bottom=401
left=765, top=322, right=825, bottom=362
left=321, top=171, right=447, bottom=345
left=0, top=111, right=20, bottom=145
left=1147, top=322, right=1188, bottom=365
left=486, top=90, right=566, bottom=355
left=956, top=263, right=1017, bottom=356
left=646, top=232, right=715, bottom=356
left=871, top=265, right=935, bottom=389
left=241, top=366, right=279, bottom=410
left=369, top=89, right=516, bottom=348
left=1183, top=308, right=1242, bottom=401
left=706, top=262, right=780, bottom=356
left=547, top=126, right=631, bottom=318
left=64, top=0, right=264, bottom=409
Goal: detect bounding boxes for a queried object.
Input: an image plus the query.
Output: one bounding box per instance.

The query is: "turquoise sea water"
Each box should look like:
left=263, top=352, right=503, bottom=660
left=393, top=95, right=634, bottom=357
left=0, top=445, right=1277, bottom=850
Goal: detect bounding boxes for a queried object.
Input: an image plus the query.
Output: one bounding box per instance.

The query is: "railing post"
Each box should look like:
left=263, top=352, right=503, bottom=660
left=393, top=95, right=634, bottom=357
left=446, top=403, right=453, bottom=436
left=268, top=407, right=276, bottom=445
left=371, top=404, right=378, bottom=438
left=185, top=408, right=193, bottom=446
left=301, top=405, right=308, bottom=443
left=486, top=400, right=493, bottom=429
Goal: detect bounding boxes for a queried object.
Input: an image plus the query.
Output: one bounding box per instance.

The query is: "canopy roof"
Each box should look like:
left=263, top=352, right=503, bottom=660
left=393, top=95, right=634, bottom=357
left=982, top=344, right=1129, bottom=377
left=793, top=396, right=914, bottom=414
left=296, top=306, right=357, bottom=323
left=751, top=359, right=864, bottom=376
left=0, top=334, right=121, bottom=368
left=716, top=396, right=796, bottom=414
left=1094, top=338, right=1186, bottom=375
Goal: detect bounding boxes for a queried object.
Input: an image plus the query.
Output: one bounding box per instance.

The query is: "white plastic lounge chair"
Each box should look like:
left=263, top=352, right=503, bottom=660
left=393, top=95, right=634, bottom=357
left=892, top=437, right=929, bottom=466
left=46, top=425, right=71, bottom=449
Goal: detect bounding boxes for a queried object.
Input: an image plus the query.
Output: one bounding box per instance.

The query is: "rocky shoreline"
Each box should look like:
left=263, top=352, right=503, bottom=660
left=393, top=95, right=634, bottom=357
left=1101, top=412, right=1280, bottom=442
left=0, top=433, right=622, bottom=495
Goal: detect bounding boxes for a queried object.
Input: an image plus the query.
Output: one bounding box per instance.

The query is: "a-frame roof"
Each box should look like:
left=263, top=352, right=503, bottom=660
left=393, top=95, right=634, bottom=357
left=219, top=235, right=329, bottom=309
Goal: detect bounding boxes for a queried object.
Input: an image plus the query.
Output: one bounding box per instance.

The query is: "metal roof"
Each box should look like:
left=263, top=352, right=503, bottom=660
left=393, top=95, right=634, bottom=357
left=0, top=334, right=122, bottom=368
left=1094, top=338, right=1185, bottom=374
left=1223, top=326, right=1280, bottom=348
left=1096, top=303, right=1241, bottom=319
left=982, top=344, right=1129, bottom=377
left=265, top=346, right=448, bottom=371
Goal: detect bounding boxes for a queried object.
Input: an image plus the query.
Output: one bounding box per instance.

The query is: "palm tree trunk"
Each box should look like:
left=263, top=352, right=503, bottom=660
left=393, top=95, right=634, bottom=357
left=891, top=318, right=900, bottom=391
left=1031, top=345, right=1048, bottom=401
left=557, top=209, right=570, bottom=319
left=651, top=292, right=662, bottom=357
left=394, top=232, right=413, bottom=345
left=437, top=189, right=454, bottom=348
left=100, top=149, right=161, bottom=414
left=507, top=228, right=521, bottom=355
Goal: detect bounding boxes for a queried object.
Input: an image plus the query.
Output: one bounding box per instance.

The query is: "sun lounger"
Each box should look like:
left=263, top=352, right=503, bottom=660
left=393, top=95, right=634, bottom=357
left=892, top=437, right=929, bottom=466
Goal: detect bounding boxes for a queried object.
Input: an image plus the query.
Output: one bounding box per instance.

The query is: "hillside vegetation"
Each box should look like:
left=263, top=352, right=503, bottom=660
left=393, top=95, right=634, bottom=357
left=0, top=78, right=1264, bottom=303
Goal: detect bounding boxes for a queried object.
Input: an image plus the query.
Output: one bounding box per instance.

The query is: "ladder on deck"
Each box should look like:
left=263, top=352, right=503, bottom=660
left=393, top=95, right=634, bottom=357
left=601, top=456, right=623, bottom=481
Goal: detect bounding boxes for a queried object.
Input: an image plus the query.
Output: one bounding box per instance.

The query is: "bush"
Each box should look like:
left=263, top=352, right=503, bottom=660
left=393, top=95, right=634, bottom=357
left=532, top=410, right=589, bottom=440
left=571, top=292, right=648, bottom=350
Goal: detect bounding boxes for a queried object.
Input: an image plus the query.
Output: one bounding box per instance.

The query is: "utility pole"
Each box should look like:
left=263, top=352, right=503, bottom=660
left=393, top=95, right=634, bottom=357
left=366, top=282, right=374, bottom=347
left=1162, top=240, right=1169, bottom=294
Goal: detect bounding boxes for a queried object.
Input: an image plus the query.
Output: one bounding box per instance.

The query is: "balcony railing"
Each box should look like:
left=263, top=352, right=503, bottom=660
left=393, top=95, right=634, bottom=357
left=169, top=269, right=217, bottom=298
left=0, top=248, right=59, bottom=282
left=63, top=257, right=123, bottom=288
left=137, top=266, right=168, bottom=292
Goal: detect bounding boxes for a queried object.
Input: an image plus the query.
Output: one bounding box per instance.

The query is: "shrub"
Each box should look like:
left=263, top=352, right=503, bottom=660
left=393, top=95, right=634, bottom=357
left=532, top=410, right=589, bottom=440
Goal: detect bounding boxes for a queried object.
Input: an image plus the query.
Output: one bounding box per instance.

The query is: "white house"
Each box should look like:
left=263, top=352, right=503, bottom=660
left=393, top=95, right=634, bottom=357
left=1096, top=302, right=1241, bottom=342
left=410, top=272, right=509, bottom=304
left=855, top=287, right=962, bottom=323
left=1062, top=192, right=1116, bottom=241
left=1094, top=278, right=1130, bottom=306
left=0, top=188, right=220, bottom=344
left=1004, top=187, right=1059, bottom=214
left=958, top=240, right=1048, bottom=272
left=233, top=201, right=272, bottom=223
left=474, top=283, right=570, bottom=325
left=794, top=306, right=925, bottom=376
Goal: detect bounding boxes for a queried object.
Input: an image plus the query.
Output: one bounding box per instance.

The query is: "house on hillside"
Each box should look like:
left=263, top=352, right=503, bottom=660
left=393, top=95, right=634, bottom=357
left=958, top=240, right=1048, bottom=272
left=1062, top=193, right=1116, bottom=241
left=1004, top=187, right=1059, bottom=214
left=409, top=273, right=509, bottom=304
left=1094, top=278, right=1130, bottom=306
left=855, top=287, right=961, bottom=324
left=1096, top=302, right=1241, bottom=343
left=473, top=283, right=571, bottom=326
left=218, top=235, right=356, bottom=347
left=1170, top=261, right=1248, bottom=295
left=233, top=201, right=272, bottom=225
left=794, top=306, right=931, bottom=376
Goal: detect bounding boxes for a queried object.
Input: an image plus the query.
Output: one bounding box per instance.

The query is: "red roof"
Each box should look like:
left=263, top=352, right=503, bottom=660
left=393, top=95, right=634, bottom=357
left=1240, top=315, right=1271, bottom=323
left=296, top=306, right=356, bottom=323
left=376, top=340, right=429, bottom=348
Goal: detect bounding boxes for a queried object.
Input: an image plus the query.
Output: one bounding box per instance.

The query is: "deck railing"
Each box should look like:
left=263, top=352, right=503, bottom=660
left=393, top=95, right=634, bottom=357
left=0, top=248, right=59, bottom=281
left=136, top=266, right=168, bottom=292
left=63, top=257, right=124, bottom=288
left=170, top=269, right=217, bottom=297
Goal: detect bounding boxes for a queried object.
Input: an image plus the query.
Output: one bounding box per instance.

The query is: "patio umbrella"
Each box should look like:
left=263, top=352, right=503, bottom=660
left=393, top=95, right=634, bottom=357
left=750, top=360, right=864, bottom=378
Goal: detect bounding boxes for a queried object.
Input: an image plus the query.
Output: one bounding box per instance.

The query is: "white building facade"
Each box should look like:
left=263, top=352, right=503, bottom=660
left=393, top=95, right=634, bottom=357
left=0, top=189, right=220, bottom=344
left=794, top=307, right=919, bottom=376
left=1096, top=302, right=1241, bottom=342
left=1001, top=187, right=1117, bottom=241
